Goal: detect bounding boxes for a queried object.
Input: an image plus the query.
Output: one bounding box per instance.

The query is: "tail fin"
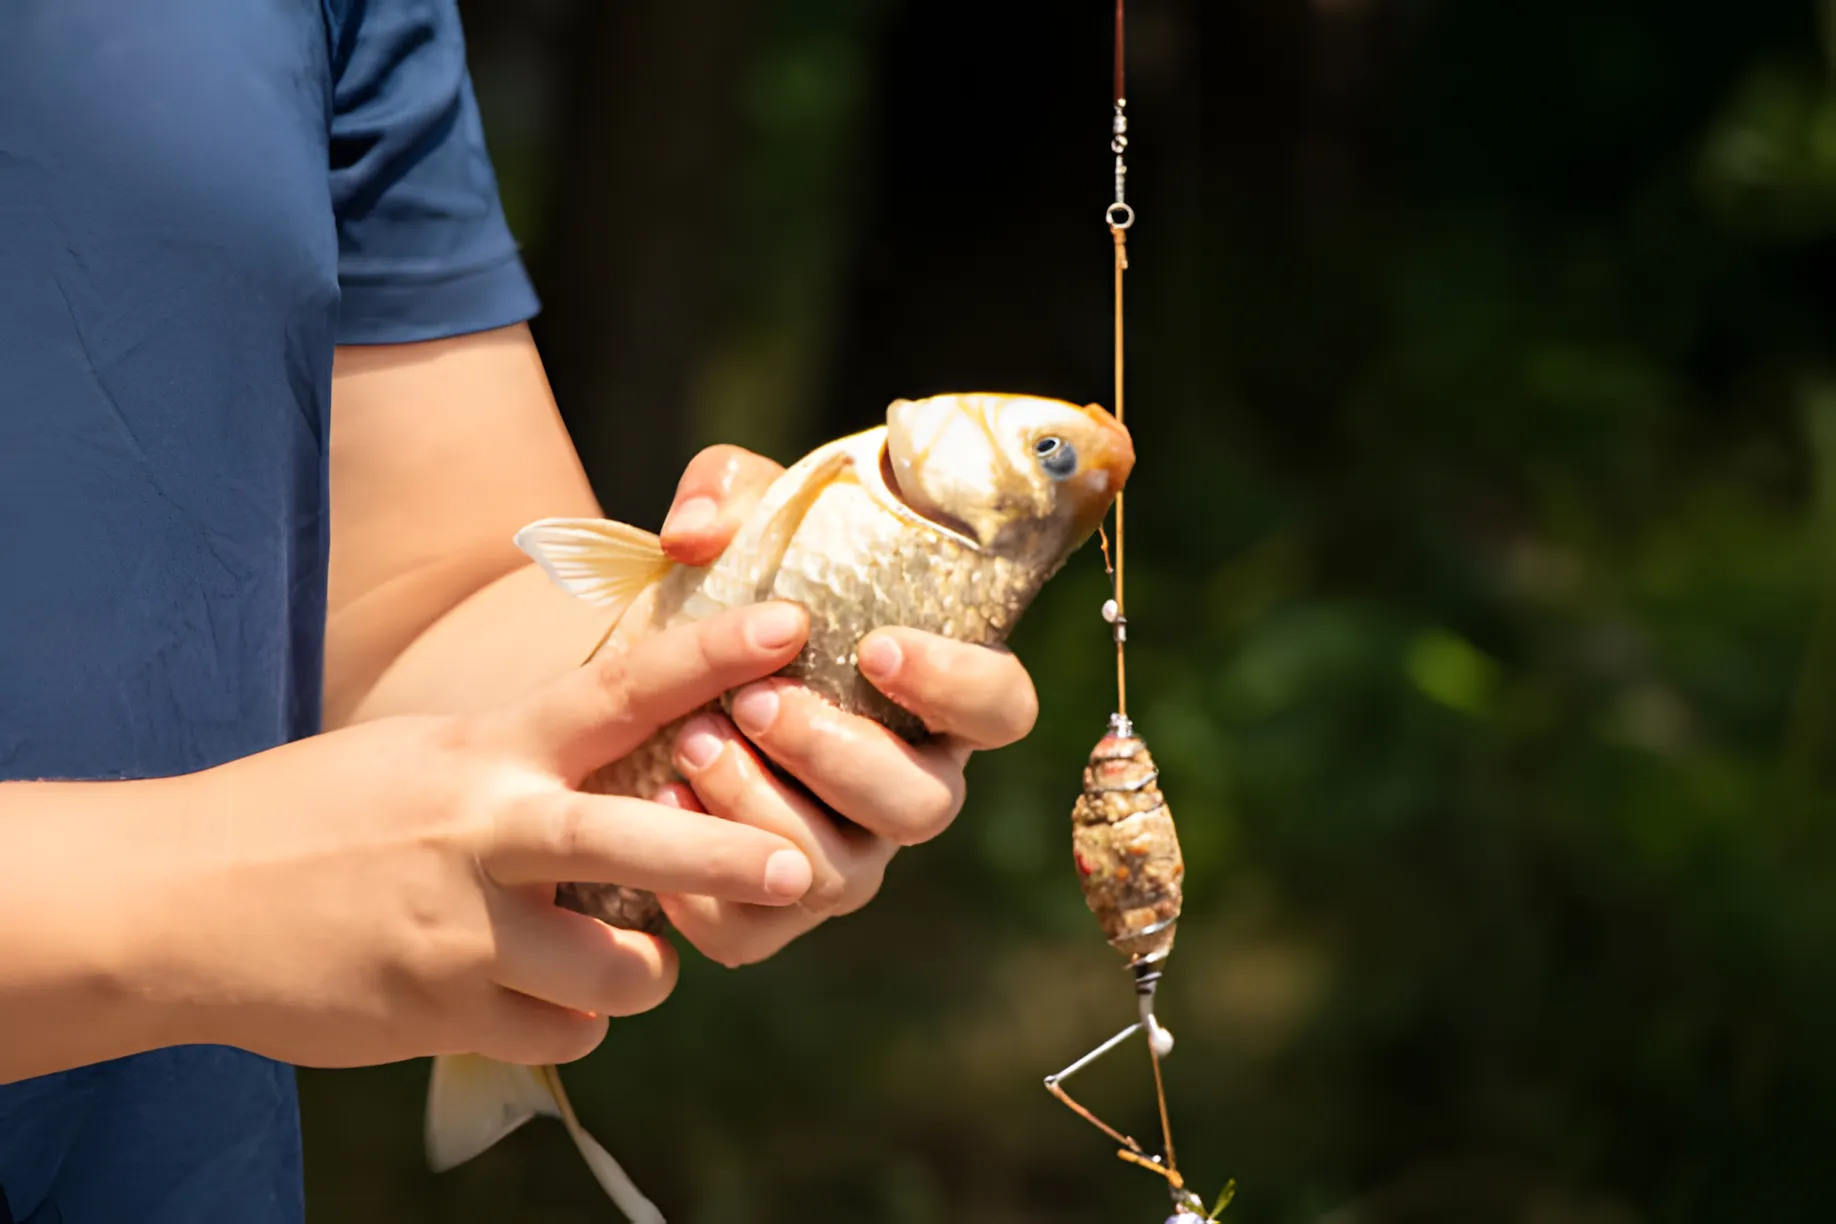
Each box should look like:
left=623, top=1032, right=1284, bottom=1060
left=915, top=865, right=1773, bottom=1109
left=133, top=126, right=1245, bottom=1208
left=426, top=1054, right=666, bottom=1224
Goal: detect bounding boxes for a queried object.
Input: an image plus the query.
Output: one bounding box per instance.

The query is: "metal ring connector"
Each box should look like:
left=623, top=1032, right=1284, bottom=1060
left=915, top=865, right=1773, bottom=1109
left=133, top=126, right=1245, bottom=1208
left=1106, top=202, right=1135, bottom=230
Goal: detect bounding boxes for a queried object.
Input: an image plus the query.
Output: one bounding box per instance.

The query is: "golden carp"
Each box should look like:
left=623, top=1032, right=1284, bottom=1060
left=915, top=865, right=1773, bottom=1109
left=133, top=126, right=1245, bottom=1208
left=426, top=392, right=1133, bottom=1222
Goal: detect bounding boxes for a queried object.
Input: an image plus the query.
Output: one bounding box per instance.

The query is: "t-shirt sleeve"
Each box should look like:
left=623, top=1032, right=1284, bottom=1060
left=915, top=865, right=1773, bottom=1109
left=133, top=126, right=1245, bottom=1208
left=328, top=0, right=539, bottom=345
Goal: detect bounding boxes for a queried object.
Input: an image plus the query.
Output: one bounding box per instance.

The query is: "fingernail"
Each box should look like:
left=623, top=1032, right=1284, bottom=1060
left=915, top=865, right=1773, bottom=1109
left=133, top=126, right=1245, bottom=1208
left=729, top=683, right=780, bottom=736
left=663, top=496, right=718, bottom=538
left=676, top=720, right=723, bottom=771
left=653, top=782, right=700, bottom=811
left=748, top=603, right=805, bottom=652
left=763, top=849, right=812, bottom=899
left=858, top=634, right=902, bottom=682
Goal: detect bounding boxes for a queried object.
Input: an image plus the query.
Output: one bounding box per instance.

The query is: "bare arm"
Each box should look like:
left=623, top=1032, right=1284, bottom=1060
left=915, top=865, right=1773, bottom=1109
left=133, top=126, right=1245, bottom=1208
left=0, top=607, right=817, bottom=1084
left=0, top=777, right=200, bottom=1078
left=324, top=323, right=609, bottom=726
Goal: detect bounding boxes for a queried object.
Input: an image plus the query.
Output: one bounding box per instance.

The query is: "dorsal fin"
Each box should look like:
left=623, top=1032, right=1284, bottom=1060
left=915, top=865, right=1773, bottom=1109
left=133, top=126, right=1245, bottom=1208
left=514, top=518, right=676, bottom=622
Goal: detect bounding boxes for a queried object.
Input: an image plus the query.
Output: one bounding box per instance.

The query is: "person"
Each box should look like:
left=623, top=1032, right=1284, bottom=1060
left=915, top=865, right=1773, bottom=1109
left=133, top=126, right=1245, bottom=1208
left=0, top=4, right=1039, bottom=1221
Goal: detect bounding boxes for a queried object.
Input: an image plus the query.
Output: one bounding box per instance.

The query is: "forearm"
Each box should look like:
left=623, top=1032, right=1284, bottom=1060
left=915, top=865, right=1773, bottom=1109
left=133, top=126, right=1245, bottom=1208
left=324, top=324, right=608, bottom=726
left=0, top=777, right=202, bottom=1081
left=336, top=561, right=612, bottom=724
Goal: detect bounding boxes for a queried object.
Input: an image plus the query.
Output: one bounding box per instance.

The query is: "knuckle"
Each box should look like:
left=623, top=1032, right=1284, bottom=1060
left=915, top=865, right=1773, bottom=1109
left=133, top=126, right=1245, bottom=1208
left=829, top=847, right=892, bottom=924
left=700, top=926, right=772, bottom=970
left=889, top=776, right=963, bottom=846
left=687, top=907, right=800, bottom=969
left=424, top=711, right=483, bottom=761
left=585, top=641, right=634, bottom=710
left=434, top=921, right=499, bottom=982
left=548, top=1013, right=611, bottom=1065
left=710, top=606, right=784, bottom=676
left=537, top=793, right=594, bottom=864
left=600, top=941, right=678, bottom=1016
left=484, top=786, right=539, bottom=862
left=687, top=732, right=741, bottom=798
left=707, top=733, right=757, bottom=793
left=394, top=866, right=493, bottom=986
left=799, top=863, right=851, bottom=915
left=832, top=857, right=890, bottom=917
left=483, top=995, right=599, bottom=1066
left=1000, top=678, right=1041, bottom=743
left=540, top=1012, right=609, bottom=1066
left=777, top=695, right=844, bottom=767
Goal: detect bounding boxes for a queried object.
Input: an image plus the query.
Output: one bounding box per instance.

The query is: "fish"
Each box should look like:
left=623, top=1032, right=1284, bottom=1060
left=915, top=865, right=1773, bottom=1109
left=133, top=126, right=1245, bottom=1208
left=425, top=392, right=1135, bottom=1221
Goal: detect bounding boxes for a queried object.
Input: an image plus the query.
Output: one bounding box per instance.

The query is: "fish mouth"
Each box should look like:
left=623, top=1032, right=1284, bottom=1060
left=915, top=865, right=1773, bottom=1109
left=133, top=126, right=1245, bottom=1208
left=1060, top=401, right=1134, bottom=542
left=1078, top=401, right=1136, bottom=487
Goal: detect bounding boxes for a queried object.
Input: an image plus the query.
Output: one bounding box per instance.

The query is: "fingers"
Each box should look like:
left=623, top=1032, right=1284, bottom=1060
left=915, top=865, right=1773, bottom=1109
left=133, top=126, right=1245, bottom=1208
left=491, top=602, right=809, bottom=781
left=484, top=790, right=812, bottom=904
left=857, top=628, right=1039, bottom=750
left=659, top=894, right=831, bottom=970
left=671, top=713, right=893, bottom=915
left=658, top=445, right=785, bottom=566
left=725, top=680, right=965, bottom=846
left=489, top=890, right=680, bottom=1020
left=476, top=987, right=610, bottom=1066
left=661, top=830, right=893, bottom=966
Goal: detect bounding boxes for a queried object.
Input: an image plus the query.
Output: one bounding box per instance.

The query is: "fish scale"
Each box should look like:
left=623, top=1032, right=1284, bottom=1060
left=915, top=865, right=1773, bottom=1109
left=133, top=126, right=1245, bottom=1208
left=557, top=468, right=1065, bottom=934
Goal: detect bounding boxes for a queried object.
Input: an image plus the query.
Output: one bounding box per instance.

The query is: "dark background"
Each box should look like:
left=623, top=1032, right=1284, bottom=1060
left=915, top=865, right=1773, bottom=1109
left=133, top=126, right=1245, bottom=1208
left=300, top=1, right=1836, bottom=1220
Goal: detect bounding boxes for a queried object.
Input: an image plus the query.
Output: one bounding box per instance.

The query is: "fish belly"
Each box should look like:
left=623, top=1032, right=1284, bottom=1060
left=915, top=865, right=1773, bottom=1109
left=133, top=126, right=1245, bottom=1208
left=557, top=480, right=1056, bottom=933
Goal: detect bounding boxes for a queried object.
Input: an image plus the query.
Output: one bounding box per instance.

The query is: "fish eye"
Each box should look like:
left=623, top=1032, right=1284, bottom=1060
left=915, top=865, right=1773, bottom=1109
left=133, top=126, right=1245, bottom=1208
left=1034, top=436, right=1078, bottom=480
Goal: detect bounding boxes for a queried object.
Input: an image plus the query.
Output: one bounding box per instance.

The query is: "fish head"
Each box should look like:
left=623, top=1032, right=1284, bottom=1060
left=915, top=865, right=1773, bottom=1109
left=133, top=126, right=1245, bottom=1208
left=883, top=393, right=1134, bottom=558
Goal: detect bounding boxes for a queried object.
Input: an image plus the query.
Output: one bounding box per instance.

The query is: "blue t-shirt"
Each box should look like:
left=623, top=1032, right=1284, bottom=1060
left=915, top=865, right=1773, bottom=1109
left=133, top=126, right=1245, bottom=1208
left=0, top=2, right=539, bottom=1220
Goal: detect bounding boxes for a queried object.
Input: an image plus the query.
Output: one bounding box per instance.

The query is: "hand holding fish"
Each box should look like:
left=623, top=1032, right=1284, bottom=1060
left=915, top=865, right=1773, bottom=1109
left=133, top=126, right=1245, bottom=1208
left=0, top=603, right=830, bottom=1088
left=663, top=443, right=1045, bottom=746
left=423, top=394, right=1132, bottom=1222
left=639, top=444, right=1043, bottom=967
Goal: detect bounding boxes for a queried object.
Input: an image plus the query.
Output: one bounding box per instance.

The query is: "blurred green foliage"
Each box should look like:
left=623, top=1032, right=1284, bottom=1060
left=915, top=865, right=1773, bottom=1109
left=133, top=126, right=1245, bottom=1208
left=301, top=1, right=1836, bottom=1220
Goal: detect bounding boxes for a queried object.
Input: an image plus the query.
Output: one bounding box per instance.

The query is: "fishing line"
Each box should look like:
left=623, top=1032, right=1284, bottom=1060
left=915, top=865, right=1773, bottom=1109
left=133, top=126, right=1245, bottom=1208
left=1048, top=7, right=1234, bottom=1220
left=1104, top=0, right=1180, bottom=1183
left=1101, top=0, right=1135, bottom=720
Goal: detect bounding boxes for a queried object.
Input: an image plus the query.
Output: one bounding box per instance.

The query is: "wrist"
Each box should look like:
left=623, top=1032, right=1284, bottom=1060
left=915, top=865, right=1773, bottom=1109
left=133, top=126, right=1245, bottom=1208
left=98, top=765, right=260, bottom=1056
left=0, top=773, right=210, bottom=1079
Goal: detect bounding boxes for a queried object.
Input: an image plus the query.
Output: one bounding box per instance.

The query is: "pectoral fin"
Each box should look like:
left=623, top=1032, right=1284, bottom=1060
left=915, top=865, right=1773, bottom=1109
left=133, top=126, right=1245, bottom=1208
left=683, top=430, right=877, bottom=619
left=426, top=1054, right=666, bottom=1224
left=514, top=518, right=676, bottom=621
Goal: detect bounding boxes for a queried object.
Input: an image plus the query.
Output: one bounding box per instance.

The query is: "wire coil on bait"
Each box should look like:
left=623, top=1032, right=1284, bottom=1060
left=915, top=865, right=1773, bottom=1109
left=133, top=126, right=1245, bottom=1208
left=1072, top=714, right=1184, bottom=967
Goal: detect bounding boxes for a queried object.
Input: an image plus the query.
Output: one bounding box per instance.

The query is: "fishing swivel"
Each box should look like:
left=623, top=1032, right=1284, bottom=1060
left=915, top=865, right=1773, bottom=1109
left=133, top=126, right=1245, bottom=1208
left=1112, top=97, right=1131, bottom=219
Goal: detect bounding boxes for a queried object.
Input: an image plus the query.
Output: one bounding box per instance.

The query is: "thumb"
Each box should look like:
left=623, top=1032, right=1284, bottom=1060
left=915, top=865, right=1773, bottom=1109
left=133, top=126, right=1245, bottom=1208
left=659, top=445, right=786, bottom=567
left=488, top=602, right=809, bottom=781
